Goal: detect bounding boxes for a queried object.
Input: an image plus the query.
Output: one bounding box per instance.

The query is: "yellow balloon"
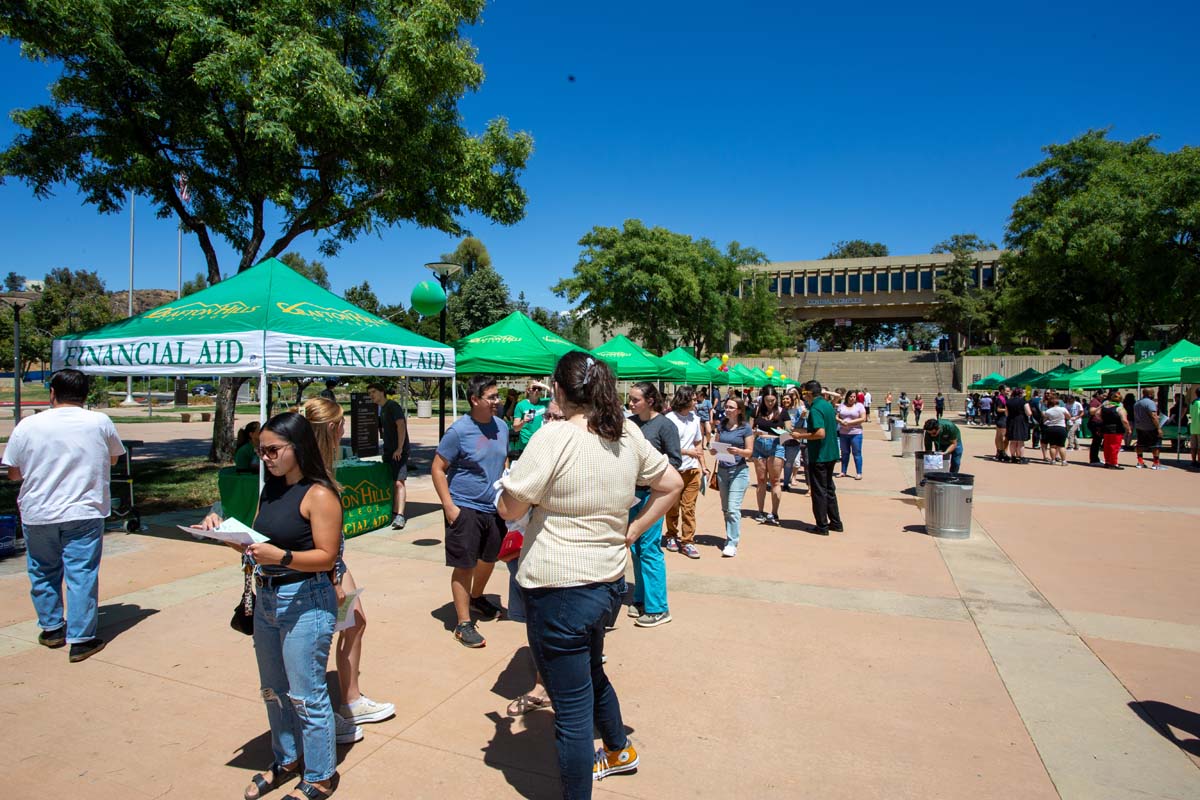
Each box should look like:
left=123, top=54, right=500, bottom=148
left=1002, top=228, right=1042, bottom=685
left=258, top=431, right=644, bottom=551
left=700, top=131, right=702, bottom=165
left=721, top=353, right=729, bottom=362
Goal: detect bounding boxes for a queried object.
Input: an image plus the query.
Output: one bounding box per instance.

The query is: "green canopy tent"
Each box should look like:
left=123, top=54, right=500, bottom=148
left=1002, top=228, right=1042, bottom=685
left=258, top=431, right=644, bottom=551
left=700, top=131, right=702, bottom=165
left=728, top=363, right=754, bottom=385
left=1182, top=364, right=1200, bottom=384
left=453, top=311, right=584, bottom=375
left=968, top=372, right=1005, bottom=390
left=1028, top=363, right=1075, bottom=389
left=662, top=347, right=726, bottom=385
left=1046, top=355, right=1124, bottom=391
left=1002, top=367, right=1044, bottom=387
left=591, top=335, right=686, bottom=382
left=1101, top=340, right=1200, bottom=462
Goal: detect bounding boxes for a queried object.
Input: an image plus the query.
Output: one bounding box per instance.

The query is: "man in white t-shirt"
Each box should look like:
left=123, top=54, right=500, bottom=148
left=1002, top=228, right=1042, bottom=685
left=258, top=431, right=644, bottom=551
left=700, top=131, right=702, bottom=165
left=1067, top=396, right=1085, bottom=450
left=2, top=369, right=125, bottom=662
left=664, top=388, right=704, bottom=559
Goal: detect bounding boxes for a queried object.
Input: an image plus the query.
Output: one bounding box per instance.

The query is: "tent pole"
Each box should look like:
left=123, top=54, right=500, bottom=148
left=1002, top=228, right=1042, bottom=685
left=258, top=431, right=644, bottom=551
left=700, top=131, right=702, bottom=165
left=451, top=374, right=458, bottom=424
left=258, top=366, right=268, bottom=496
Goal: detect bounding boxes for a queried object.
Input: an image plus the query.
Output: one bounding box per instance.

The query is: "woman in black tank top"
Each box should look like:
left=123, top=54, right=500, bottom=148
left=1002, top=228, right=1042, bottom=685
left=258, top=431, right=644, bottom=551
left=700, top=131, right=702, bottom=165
left=199, top=412, right=342, bottom=799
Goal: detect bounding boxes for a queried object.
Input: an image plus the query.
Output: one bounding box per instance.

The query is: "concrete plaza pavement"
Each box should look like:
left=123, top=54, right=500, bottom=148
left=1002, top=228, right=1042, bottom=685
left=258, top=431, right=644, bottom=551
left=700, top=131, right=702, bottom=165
left=1, top=413, right=1198, bottom=798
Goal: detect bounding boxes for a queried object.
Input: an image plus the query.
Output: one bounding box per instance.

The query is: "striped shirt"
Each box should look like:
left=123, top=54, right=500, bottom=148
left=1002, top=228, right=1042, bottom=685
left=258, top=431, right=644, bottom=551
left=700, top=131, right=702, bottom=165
left=502, top=418, right=669, bottom=589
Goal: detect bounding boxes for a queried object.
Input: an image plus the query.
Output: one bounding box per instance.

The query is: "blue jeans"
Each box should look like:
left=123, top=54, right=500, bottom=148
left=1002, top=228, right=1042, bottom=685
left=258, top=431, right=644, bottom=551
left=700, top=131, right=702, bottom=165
left=505, top=558, right=527, bottom=623
left=23, top=517, right=105, bottom=643
left=522, top=580, right=627, bottom=799
left=628, top=489, right=667, bottom=614
left=838, top=432, right=863, bottom=475
left=949, top=442, right=964, bottom=473
left=717, top=463, right=750, bottom=545
left=253, top=574, right=338, bottom=783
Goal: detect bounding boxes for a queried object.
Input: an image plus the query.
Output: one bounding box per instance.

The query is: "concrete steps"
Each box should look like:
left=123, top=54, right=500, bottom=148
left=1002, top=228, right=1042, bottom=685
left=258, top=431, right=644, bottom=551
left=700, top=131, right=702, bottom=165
left=799, top=351, right=966, bottom=413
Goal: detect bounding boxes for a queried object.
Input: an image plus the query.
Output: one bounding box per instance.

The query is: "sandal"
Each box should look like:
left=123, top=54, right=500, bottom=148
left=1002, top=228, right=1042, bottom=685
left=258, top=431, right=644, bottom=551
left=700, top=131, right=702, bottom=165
left=285, top=777, right=337, bottom=800
left=507, top=693, right=552, bottom=716
left=245, top=762, right=299, bottom=800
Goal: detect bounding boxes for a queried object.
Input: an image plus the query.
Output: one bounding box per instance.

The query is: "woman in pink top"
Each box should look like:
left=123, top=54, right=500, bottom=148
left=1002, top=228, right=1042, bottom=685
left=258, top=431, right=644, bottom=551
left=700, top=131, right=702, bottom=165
left=836, top=389, right=867, bottom=479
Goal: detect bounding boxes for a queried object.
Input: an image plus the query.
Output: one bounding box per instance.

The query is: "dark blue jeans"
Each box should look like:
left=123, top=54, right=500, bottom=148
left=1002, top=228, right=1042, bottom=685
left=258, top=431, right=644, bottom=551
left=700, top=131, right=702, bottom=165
left=522, top=580, right=627, bottom=798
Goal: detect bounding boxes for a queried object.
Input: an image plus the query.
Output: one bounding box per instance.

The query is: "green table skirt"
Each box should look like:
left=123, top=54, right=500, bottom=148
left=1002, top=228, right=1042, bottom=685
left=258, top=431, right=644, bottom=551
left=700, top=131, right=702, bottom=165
left=218, top=460, right=394, bottom=539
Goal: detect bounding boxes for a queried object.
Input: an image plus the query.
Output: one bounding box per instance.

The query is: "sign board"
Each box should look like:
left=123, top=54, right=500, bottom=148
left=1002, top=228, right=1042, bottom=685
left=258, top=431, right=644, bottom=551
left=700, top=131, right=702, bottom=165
left=1134, top=340, right=1165, bottom=362
left=972, top=373, right=982, bottom=384
left=835, top=318, right=852, bottom=327
left=350, top=392, right=379, bottom=458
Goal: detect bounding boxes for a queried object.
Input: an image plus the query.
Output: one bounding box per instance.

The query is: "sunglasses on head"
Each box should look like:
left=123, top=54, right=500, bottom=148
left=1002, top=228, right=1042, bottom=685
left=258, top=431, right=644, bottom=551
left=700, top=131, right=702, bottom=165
left=256, top=443, right=293, bottom=459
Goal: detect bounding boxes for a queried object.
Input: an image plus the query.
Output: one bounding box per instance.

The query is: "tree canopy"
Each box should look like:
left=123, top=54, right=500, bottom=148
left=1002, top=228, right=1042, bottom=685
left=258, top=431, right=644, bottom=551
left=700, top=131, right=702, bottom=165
left=825, top=240, right=889, bottom=259
left=929, top=233, right=996, bottom=350
left=1002, top=130, right=1200, bottom=355
left=448, top=264, right=512, bottom=337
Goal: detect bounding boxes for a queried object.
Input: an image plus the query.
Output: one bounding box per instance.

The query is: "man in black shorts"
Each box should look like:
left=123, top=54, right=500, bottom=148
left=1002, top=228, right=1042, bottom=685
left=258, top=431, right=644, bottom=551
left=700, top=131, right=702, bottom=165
left=431, top=376, right=509, bottom=648
left=368, top=383, right=409, bottom=529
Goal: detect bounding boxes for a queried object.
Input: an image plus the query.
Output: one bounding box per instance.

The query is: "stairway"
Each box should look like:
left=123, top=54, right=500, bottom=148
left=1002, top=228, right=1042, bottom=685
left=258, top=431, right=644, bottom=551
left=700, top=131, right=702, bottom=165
left=805, top=351, right=966, bottom=414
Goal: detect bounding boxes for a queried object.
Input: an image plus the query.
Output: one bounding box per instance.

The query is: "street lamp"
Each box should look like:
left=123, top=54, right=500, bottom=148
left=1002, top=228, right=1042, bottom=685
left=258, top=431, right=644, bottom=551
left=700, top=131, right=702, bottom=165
left=424, top=261, right=462, bottom=438
left=1, top=298, right=25, bottom=423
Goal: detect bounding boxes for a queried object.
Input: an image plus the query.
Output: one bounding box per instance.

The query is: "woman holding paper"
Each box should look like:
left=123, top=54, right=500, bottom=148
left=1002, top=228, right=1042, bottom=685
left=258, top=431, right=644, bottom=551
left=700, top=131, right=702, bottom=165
left=200, top=412, right=342, bottom=800
left=304, top=397, right=395, bottom=742
left=711, top=397, right=756, bottom=557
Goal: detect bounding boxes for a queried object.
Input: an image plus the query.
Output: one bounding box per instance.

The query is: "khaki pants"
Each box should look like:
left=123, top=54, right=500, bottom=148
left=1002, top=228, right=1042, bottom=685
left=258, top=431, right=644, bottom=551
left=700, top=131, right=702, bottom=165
left=665, top=468, right=701, bottom=543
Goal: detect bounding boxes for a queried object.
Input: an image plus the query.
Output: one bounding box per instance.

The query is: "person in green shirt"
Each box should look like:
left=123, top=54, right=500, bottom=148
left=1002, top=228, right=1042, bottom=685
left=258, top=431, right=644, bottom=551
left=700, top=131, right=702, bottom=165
left=923, top=418, right=963, bottom=473
left=233, top=421, right=260, bottom=472
left=791, top=380, right=843, bottom=535
left=509, top=380, right=552, bottom=461
left=1189, top=387, right=1200, bottom=471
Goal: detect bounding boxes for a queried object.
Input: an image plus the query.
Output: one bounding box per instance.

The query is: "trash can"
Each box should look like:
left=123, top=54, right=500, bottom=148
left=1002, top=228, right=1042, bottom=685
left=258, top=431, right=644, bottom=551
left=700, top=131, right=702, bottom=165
left=901, top=428, right=924, bottom=457
left=923, top=472, right=974, bottom=538
left=889, top=419, right=905, bottom=441
left=914, top=451, right=947, bottom=497
left=416, top=399, right=433, bottom=418
left=0, top=514, right=16, bottom=558
left=878, top=408, right=887, bottom=426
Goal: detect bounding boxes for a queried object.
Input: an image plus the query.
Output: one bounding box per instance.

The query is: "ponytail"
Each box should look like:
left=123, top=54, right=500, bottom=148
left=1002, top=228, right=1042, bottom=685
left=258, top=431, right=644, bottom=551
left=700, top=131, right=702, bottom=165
left=553, top=351, right=625, bottom=442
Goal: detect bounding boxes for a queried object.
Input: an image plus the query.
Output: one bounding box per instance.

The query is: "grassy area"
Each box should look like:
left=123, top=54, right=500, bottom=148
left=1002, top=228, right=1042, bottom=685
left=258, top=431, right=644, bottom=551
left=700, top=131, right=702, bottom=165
left=0, top=456, right=221, bottom=517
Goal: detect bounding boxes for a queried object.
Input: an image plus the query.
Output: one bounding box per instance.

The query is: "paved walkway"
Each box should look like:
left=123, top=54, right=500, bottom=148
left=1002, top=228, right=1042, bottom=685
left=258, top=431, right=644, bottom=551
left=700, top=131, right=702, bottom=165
left=0, top=417, right=1197, bottom=798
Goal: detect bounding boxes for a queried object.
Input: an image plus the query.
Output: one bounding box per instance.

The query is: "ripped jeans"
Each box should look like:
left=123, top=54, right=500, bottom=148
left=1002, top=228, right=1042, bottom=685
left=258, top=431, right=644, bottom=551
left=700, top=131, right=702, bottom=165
left=253, top=573, right=337, bottom=783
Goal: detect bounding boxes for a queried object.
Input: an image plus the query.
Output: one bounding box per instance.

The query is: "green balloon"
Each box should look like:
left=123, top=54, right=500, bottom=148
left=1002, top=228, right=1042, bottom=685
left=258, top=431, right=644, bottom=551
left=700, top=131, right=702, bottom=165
left=410, top=280, right=446, bottom=316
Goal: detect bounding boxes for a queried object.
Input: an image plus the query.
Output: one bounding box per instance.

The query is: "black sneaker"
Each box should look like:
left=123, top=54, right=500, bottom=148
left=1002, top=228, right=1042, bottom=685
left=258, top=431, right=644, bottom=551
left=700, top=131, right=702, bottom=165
left=764, top=514, right=781, bottom=526
left=470, top=596, right=504, bottom=621
left=829, top=523, right=845, bottom=532
left=454, top=621, right=486, bottom=648
left=68, top=637, right=106, bottom=663
left=38, top=626, right=66, bottom=649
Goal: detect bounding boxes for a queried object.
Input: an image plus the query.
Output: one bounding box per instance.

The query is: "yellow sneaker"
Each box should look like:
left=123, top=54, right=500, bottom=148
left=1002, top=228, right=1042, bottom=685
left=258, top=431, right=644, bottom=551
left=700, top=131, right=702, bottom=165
left=593, top=742, right=639, bottom=780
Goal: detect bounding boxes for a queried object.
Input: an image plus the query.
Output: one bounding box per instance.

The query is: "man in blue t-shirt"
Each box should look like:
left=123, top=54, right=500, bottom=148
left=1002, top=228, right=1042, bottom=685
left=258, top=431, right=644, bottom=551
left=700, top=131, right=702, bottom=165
left=431, top=375, right=509, bottom=648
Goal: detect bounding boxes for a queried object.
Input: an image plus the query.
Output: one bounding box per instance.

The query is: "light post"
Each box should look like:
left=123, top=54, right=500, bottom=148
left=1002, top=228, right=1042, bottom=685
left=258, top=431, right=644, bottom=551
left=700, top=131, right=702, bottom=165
left=424, top=261, right=462, bottom=438
left=121, top=190, right=138, bottom=405
left=1, top=298, right=25, bottom=422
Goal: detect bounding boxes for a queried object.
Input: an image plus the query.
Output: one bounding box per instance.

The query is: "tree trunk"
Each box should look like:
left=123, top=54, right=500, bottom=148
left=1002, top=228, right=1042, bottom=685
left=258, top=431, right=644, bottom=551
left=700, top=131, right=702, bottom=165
left=209, top=377, right=247, bottom=462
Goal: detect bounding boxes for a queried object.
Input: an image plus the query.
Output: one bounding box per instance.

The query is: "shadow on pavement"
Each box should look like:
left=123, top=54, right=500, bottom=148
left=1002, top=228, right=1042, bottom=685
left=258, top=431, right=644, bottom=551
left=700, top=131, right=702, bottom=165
left=481, top=709, right=561, bottom=799
left=491, top=646, right=538, bottom=701
left=1129, top=700, right=1200, bottom=756
left=903, top=524, right=929, bottom=535
left=97, top=602, right=159, bottom=642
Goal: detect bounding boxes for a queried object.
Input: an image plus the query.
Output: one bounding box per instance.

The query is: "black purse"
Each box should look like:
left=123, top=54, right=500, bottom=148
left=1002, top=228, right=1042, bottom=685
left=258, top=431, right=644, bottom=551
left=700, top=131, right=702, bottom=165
left=230, top=560, right=255, bottom=636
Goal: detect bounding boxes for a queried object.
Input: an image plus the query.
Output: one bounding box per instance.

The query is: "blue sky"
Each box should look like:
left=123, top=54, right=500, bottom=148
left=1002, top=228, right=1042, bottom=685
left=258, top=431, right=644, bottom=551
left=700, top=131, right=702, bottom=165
left=0, top=1, right=1197, bottom=313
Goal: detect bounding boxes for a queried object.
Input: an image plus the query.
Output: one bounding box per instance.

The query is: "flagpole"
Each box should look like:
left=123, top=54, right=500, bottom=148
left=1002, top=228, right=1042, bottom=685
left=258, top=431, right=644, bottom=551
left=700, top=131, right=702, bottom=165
left=121, top=191, right=138, bottom=405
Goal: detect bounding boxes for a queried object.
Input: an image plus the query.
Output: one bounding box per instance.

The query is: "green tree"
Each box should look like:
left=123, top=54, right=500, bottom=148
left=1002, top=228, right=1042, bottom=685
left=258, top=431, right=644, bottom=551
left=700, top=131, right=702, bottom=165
left=278, top=252, right=331, bottom=290
left=440, top=237, right=492, bottom=287
left=1, top=268, right=117, bottom=376
left=180, top=272, right=207, bottom=297
left=1003, top=130, right=1199, bottom=355
left=344, top=281, right=382, bottom=316
left=515, top=291, right=530, bottom=315
left=448, top=264, right=512, bottom=336
left=695, top=240, right=763, bottom=356
left=0, top=0, right=532, bottom=458
left=825, top=240, right=889, bottom=259
left=929, top=233, right=997, bottom=350
left=733, top=278, right=791, bottom=354
left=4, top=272, right=25, bottom=291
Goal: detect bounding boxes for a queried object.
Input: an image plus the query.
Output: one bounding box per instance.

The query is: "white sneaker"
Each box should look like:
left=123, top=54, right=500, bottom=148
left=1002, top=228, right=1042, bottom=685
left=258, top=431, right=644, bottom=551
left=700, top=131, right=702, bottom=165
left=722, top=543, right=737, bottom=558
left=334, top=712, right=364, bottom=744
left=341, top=694, right=396, bottom=724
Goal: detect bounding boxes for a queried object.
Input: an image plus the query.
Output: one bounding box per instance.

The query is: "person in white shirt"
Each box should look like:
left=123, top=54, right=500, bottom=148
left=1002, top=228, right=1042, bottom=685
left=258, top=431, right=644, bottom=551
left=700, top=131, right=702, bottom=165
left=664, top=387, right=704, bottom=559
left=1067, top=396, right=1085, bottom=450
left=2, top=369, right=125, bottom=663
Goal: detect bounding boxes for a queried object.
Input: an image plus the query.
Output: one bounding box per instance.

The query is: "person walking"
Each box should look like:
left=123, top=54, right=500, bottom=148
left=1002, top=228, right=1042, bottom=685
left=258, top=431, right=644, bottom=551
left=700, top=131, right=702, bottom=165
left=862, top=388, right=873, bottom=420
left=792, top=381, right=843, bottom=535
left=200, top=412, right=342, bottom=800
left=665, top=387, right=704, bottom=559
left=835, top=389, right=866, bottom=480
left=1099, top=389, right=1131, bottom=468
left=750, top=386, right=786, bottom=525
left=431, top=375, right=509, bottom=648
left=710, top=396, right=755, bottom=557
left=1040, top=391, right=1070, bottom=465
left=367, top=384, right=409, bottom=530
left=912, top=394, right=924, bottom=426
left=627, top=382, right=681, bottom=626
left=898, top=391, right=910, bottom=423
left=979, top=392, right=992, bottom=426
left=922, top=417, right=963, bottom=473
left=2, top=369, right=125, bottom=663
left=885, top=392, right=893, bottom=415
left=935, top=392, right=945, bottom=420
left=303, top=398, right=395, bottom=743
left=497, top=352, right=682, bottom=796
left=1133, top=387, right=1165, bottom=470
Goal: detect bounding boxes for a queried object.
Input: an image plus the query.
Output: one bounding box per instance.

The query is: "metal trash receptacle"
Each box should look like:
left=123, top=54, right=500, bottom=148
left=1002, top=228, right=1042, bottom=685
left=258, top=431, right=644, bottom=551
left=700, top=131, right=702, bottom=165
left=889, top=419, right=905, bottom=441
left=878, top=408, right=887, bottom=425
left=923, top=472, right=973, bottom=538
left=901, top=428, right=924, bottom=457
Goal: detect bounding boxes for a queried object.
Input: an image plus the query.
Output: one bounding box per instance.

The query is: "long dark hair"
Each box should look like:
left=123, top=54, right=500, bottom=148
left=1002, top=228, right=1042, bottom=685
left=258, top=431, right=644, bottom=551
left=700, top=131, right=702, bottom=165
left=261, top=412, right=336, bottom=492
left=553, top=351, right=624, bottom=442
left=235, top=421, right=260, bottom=449
left=632, top=381, right=663, bottom=413
left=755, top=385, right=783, bottom=423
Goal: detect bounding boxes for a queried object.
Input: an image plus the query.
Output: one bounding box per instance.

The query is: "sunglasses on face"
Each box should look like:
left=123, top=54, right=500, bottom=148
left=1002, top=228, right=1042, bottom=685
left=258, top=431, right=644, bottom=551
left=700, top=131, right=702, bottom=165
left=256, top=443, right=293, bottom=459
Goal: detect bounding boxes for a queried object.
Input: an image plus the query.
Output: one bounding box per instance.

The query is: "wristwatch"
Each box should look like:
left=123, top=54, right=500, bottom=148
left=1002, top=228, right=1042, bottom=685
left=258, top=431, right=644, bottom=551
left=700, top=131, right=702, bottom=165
left=280, top=550, right=294, bottom=567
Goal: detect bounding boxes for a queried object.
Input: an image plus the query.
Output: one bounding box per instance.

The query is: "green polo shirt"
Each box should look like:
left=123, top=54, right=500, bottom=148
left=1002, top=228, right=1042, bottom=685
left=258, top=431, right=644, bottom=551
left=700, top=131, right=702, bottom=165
left=924, top=420, right=961, bottom=452
left=806, top=397, right=841, bottom=463
left=513, top=397, right=552, bottom=448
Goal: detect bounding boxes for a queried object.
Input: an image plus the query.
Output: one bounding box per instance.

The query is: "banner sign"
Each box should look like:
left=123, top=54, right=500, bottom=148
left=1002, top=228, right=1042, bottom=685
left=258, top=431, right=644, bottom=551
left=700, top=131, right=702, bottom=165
left=52, top=334, right=263, bottom=375
left=1134, top=340, right=1165, bottom=362
left=350, top=393, right=380, bottom=458
left=264, top=333, right=454, bottom=377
